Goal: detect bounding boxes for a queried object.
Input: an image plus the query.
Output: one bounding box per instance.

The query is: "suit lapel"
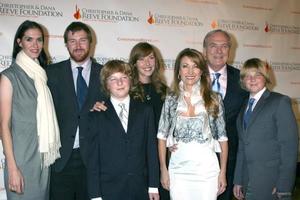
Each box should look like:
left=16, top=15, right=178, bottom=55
left=64, top=60, right=79, bottom=112
left=127, top=99, right=138, bottom=135
left=105, top=100, right=127, bottom=134
left=246, top=89, right=270, bottom=130
left=80, top=62, right=99, bottom=112
left=224, top=66, right=233, bottom=102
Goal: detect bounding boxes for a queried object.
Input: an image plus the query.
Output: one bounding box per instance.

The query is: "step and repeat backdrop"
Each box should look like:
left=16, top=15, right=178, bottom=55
left=0, top=0, right=300, bottom=198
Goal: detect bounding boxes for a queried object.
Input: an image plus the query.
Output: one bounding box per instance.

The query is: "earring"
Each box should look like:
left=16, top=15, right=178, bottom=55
left=178, top=74, right=181, bottom=80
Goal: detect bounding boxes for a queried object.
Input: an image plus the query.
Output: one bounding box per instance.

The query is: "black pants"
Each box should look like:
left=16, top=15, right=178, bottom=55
left=217, top=157, right=235, bottom=200
left=159, top=186, right=170, bottom=200
left=50, top=149, right=88, bottom=200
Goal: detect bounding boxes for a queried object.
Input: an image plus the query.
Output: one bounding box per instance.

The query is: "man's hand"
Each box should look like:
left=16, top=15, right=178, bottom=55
left=149, top=192, right=159, bottom=200
left=233, top=184, right=244, bottom=200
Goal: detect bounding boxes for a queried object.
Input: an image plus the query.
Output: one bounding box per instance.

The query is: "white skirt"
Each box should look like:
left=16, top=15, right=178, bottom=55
left=169, top=141, right=220, bottom=200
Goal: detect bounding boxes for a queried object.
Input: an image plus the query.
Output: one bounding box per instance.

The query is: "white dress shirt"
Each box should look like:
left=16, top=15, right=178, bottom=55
left=247, top=87, right=266, bottom=111
left=71, top=58, right=91, bottom=149
left=111, top=95, right=130, bottom=132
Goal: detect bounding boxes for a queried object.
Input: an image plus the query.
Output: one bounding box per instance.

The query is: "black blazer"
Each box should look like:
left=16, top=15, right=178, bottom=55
left=87, top=98, right=159, bottom=200
left=223, top=65, right=248, bottom=158
left=46, top=59, right=105, bottom=172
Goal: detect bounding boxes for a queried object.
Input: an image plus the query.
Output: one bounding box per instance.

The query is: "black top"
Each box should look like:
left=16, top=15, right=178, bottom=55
left=142, top=83, right=166, bottom=130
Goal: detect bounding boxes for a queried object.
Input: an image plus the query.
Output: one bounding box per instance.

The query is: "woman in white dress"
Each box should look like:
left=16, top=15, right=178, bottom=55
left=157, top=48, right=228, bottom=200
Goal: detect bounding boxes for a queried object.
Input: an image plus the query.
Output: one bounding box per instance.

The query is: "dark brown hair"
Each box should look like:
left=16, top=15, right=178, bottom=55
left=129, top=42, right=167, bottom=101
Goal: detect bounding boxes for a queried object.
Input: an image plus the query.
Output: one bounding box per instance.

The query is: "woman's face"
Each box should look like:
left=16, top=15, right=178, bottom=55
left=179, top=56, right=202, bottom=90
left=17, top=28, right=43, bottom=60
left=243, top=68, right=266, bottom=96
left=136, top=52, right=156, bottom=81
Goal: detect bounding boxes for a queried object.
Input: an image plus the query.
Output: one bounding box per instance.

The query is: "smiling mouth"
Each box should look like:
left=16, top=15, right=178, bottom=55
left=185, top=76, right=196, bottom=79
left=143, top=67, right=153, bottom=71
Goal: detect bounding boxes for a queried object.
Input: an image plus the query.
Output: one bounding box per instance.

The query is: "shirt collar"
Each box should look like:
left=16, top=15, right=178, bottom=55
left=250, top=87, right=266, bottom=102
left=70, top=58, right=91, bottom=72
left=110, top=95, right=130, bottom=108
left=208, top=64, right=227, bottom=78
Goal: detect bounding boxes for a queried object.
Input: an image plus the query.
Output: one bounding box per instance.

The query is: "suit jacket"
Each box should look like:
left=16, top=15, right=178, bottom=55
left=234, top=89, right=298, bottom=199
left=223, top=64, right=248, bottom=159
left=46, top=59, right=105, bottom=172
left=87, top=98, right=159, bottom=200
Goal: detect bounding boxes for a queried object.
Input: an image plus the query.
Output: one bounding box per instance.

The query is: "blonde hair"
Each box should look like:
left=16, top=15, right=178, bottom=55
left=240, top=58, right=271, bottom=90
left=100, top=60, right=132, bottom=96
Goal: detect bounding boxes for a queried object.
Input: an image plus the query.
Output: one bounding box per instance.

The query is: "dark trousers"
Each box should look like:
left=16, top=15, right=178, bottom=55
left=50, top=149, right=88, bottom=200
left=159, top=186, right=170, bottom=200
left=217, top=157, right=236, bottom=200
left=159, top=151, right=170, bottom=200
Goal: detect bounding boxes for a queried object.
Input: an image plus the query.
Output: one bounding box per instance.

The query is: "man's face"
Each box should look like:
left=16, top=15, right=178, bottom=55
left=66, top=30, right=90, bottom=64
left=203, top=32, right=230, bottom=72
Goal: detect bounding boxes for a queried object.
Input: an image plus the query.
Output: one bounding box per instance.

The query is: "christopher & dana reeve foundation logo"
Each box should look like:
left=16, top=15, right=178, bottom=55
left=0, top=2, right=63, bottom=17
left=147, top=11, right=203, bottom=27
left=211, top=19, right=259, bottom=31
left=72, top=5, right=139, bottom=23
left=264, top=22, right=300, bottom=34
left=0, top=54, right=12, bottom=70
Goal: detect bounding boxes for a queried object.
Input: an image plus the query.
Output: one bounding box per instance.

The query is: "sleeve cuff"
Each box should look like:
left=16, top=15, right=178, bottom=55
left=148, top=187, right=159, bottom=193
left=218, top=136, right=228, bottom=142
left=157, top=133, right=167, bottom=140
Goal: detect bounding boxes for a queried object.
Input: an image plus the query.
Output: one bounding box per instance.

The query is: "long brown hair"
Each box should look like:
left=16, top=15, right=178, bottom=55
left=129, top=42, right=167, bottom=101
left=173, top=48, right=219, bottom=118
left=13, top=20, right=48, bottom=67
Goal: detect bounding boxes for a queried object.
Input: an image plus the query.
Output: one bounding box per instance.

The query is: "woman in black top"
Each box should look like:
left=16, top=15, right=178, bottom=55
left=129, top=42, right=170, bottom=200
left=129, top=42, right=168, bottom=128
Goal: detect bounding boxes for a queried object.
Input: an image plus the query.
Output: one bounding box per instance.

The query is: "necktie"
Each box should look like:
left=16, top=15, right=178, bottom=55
left=77, top=67, right=88, bottom=109
left=212, top=73, right=221, bottom=94
left=243, top=98, right=255, bottom=128
left=118, top=103, right=128, bottom=131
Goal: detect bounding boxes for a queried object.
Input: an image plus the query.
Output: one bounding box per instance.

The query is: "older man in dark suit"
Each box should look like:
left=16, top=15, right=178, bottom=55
left=46, top=22, right=105, bottom=200
left=203, top=29, right=248, bottom=200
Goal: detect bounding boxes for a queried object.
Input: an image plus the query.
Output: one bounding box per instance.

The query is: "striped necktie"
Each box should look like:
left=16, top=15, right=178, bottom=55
left=118, top=103, right=128, bottom=132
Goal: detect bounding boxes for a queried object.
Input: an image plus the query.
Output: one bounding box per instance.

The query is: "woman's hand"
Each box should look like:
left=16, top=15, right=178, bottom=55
left=168, top=144, right=178, bottom=153
left=90, top=101, right=107, bottom=112
left=160, top=167, right=170, bottom=191
left=8, top=167, right=24, bottom=194
left=217, top=171, right=227, bottom=196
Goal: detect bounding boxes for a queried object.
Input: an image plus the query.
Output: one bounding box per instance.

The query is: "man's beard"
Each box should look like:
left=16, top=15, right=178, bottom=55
left=70, top=49, right=90, bottom=63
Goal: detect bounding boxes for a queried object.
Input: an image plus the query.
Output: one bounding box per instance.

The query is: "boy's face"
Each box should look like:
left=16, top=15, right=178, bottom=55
left=106, top=72, right=130, bottom=101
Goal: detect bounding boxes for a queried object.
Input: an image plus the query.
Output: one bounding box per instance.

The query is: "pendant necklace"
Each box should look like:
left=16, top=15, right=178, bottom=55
left=144, top=84, right=152, bottom=101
